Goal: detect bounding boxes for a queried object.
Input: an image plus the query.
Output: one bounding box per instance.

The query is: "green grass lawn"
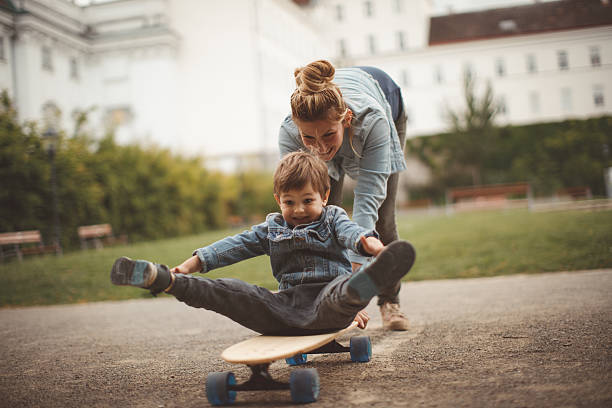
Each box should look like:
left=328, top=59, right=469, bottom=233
left=1, top=208, right=610, bottom=307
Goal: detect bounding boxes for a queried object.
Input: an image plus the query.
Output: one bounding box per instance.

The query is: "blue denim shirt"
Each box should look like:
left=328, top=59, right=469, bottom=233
left=279, top=67, right=407, bottom=265
left=193, top=206, right=376, bottom=290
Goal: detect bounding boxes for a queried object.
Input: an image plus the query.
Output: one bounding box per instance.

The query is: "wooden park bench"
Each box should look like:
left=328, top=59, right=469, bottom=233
left=556, top=186, right=592, bottom=200
left=77, top=224, right=127, bottom=250
left=0, top=230, right=59, bottom=261
left=446, top=182, right=532, bottom=213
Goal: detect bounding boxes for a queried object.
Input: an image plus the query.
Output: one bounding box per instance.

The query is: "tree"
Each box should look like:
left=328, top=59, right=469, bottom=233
left=444, top=72, right=499, bottom=185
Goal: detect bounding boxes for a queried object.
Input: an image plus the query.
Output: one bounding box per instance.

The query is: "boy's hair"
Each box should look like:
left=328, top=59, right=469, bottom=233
left=274, top=151, right=330, bottom=197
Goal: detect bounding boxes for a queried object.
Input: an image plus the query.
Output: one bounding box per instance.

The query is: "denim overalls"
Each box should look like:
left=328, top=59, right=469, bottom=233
left=167, top=206, right=376, bottom=335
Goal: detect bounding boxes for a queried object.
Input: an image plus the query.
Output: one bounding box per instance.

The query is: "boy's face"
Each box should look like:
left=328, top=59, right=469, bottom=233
left=274, top=182, right=330, bottom=227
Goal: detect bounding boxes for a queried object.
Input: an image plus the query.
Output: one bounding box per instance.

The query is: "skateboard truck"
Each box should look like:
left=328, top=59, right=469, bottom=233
left=231, top=363, right=290, bottom=392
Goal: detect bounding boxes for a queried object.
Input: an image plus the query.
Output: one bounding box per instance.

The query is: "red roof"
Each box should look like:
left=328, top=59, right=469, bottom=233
left=429, top=0, right=612, bottom=45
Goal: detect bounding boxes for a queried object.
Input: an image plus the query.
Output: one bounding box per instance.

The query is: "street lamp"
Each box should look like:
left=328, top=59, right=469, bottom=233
left=42, top=127, right=62, bottom=255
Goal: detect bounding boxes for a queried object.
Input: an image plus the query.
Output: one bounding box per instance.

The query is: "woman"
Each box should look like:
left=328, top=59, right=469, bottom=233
left=279, top=59, right=410, bottom=331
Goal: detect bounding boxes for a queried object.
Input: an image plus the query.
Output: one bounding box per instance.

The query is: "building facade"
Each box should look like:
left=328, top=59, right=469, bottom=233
left=316, top=0, right=612, bottom=137
left=1, top=0, right=611, bottom=171
left=0, top=0, right=325, bottom=171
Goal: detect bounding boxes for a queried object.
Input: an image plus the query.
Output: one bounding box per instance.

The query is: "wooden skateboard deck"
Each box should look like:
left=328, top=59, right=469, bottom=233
left=221, top=321, right=359, bottom=365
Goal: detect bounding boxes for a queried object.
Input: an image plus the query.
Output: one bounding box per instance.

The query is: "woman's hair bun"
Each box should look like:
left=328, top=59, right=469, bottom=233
left=294, top=60, right=335, bottom=95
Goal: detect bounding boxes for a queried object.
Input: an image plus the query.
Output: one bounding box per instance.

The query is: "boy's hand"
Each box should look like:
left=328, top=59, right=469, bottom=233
left=360, top=235, right=384, bottom=257
left=172, top=255, right=202, bottom=275
left=354, top=310, right=370, bottom=329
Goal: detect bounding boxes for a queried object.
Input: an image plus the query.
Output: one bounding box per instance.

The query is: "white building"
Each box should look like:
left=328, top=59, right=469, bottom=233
left=0, top=0, right=325, bottom=171
left=315, top=0, right=612, bottom=137
left=1, top=0, right=611, bottom=171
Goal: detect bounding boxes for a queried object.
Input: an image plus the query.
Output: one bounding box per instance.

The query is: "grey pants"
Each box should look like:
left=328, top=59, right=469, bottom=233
left=168, top=274, right=367, bottom=335
left=328, top=106, right=407, bottom=306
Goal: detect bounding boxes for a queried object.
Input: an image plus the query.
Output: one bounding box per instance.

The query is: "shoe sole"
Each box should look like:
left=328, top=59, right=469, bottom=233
left=347, top=240, right=416, bottom=302
left=110, top=256, right=157, bottom=288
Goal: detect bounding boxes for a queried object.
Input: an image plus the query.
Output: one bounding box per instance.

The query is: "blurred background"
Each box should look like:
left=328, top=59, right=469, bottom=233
left=1, top=0, right=611, bottom=253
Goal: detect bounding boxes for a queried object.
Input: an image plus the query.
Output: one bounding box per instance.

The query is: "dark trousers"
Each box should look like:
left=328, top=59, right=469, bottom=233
left=168, top=274, right=368, bottom=335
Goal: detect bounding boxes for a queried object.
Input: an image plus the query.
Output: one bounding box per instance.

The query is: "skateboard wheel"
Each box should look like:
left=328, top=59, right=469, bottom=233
left=285, top=353, right=308, bottom=366
left=206, top=371, right=237, bottom=406
left=290, top=368, right=320, bottom=404
left=350, top=336, right=372, bottom=363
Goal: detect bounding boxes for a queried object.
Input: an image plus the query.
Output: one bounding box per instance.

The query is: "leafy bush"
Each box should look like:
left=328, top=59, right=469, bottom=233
left=405, top=116, right=612, bottom=201
left=0, top=91, right=275, bottom=249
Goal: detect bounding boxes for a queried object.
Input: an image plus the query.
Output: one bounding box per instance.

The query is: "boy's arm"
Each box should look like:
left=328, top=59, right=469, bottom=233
left=330, top=206, right=383, bottom=257
left=175, top=222, right=270, bottom=274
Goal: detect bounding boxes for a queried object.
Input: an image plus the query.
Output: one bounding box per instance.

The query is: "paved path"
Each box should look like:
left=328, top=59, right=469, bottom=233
left=1, top=270, right=611, bottom=407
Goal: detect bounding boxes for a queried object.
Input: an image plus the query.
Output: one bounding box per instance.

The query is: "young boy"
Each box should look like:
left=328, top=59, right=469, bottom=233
left=111, top=151, right=415, bottom=335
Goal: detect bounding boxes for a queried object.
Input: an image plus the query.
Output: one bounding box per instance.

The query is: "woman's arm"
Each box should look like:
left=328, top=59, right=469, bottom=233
left=350, top=118, right=391, bottom=264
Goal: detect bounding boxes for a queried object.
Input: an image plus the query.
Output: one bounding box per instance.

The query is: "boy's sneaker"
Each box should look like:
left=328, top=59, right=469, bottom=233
left=110, top=256, right=172, bottom=294
left=347, top=240, right=415, bottom=303
left=380, top=302, right=410, bottom=331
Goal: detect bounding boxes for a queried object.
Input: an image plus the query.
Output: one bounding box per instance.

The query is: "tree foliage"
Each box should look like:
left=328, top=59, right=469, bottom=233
left=405, top=116, right=612, bottom=202
left=405, top=72, right=612, bottom=203
left=0, top=91, right=275, bottom=249
left=443, top=72, right=499, bottom=185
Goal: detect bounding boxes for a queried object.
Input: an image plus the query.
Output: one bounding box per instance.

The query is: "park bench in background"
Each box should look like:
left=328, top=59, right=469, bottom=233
left=0, top=230, right=59, bottom=261
left=555, top=186, right=592, bottom=200
left=77, top=224, right=127, bottom=250
left=446, top=182, right=532, bottom=213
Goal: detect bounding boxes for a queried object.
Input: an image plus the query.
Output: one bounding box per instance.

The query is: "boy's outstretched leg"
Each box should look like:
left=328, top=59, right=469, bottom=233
left=111, top=256, right=173, bottom=294
left=346, top=240, right=415, bottom=303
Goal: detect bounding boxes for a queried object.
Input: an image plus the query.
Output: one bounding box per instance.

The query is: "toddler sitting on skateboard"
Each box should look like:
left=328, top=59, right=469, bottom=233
left=111, top=151, right=415, bottom=335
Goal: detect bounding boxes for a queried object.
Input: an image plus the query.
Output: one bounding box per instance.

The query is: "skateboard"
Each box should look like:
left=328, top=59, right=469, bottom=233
left=206, top=321, right=371, bottom=405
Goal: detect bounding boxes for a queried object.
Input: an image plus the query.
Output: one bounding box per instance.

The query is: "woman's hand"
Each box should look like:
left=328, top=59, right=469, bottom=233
left=360, top=235, right=385, bottom=257
left=172, top=255, right=202, bottom=275
left=353, top=310, right=370, bottom=329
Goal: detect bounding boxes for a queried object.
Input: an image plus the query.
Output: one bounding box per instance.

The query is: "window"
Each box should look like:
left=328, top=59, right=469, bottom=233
left=557, top=50, right=569, bottom=71
left=435, top=65, right=444, bottom=84
left=498, top=19, right=517, bottom=32
left=561, top=87, right=572, bottom=111
left=364, top=1, right=373, bottom=17
left=338, top=39, right=347, bottom=58
left=393, top=0, right=404, bottom=13
left=529, top=91, right=540, bottom=114
left=42, top=101, right=61, bottom=129
left=401, top=69, right=409, bottom=88
left=593, top=85, right=605, bottom=107
left=526, top=54, right=537, bottom=73
left=498, top=96, right=507, bottom=115
left=42, top=46, right=53, bottom=71
left=70, top=57, right=79, bottom=80
left=335, top=4, right=343, bottom=21
left=590, top=46, right=601, bottom=67
left=105, top=106, right=133, bottom=128
left=397, top=31, right=406, bottom=51
left=495, top=58, right=506, bottom=77
left=0, top=36, right=5, bottom=61
left=463, top=63, right=474, bottom=81
left=367, top=34, right=376, bottom=55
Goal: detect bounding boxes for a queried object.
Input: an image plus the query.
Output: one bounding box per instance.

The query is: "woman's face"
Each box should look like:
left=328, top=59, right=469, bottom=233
left=296, top=114, right=350, bottom=162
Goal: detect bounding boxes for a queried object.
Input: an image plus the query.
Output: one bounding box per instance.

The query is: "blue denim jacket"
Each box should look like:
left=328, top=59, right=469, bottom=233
left=193, top=206, right=376, bottom=290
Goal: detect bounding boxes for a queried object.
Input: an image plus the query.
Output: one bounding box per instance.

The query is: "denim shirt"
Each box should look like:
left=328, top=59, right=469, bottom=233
left=193, top=206, right=376, bottom=290
left=279, top=67, right=407, bottom=265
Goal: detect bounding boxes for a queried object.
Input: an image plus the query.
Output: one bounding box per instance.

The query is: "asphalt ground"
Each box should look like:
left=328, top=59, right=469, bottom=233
left=1, top=269, right=611, bottom=407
